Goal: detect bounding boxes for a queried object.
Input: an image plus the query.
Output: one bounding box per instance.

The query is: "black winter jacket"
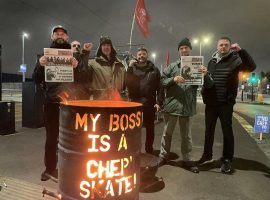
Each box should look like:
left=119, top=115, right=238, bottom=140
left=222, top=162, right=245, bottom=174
left=125, top=61, right=163, bottom=107
left=202, top=49, right=256, bottom=105
left=32, top=42, right=90, bottom=103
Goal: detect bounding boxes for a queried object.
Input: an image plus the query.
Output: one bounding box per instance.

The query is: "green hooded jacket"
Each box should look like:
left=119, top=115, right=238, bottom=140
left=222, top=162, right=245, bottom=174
left=162, top=60, right=198, bottom=116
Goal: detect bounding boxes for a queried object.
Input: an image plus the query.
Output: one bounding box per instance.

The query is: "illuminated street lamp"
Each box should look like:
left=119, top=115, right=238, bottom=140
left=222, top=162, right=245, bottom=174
left=151, top=53, right=156, bottom=64
left=21, top=32, right=29, bottom=82
left=193, top=37, right=210, bottom=56
left=241, top=74, right=246, bottom=101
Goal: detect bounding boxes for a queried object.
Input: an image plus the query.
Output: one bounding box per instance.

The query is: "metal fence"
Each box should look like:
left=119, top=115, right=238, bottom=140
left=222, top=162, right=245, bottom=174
left=1, top=82, right=22, bottom=102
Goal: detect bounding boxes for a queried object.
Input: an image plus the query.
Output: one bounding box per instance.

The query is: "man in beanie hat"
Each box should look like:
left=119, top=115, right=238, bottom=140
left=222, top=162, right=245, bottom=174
left=88, top=36, right=126, bottom=99
left=178, top=37, right=192, bottom=51
left=157, top=37, right=207, bottom=173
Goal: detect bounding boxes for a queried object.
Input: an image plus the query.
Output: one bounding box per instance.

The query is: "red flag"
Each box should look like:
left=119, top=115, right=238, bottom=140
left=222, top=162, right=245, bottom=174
left=135, top=0, right=150, bottom=38
left=165, top=51, right=170, bottom=67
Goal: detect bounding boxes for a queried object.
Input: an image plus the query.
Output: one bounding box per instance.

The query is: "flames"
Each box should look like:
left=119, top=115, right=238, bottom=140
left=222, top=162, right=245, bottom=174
left=59, top=101, right=142, bottom=199
left=58, top=91, right=69, bottom=105
left=110, top=89, right=122, bottom=101
left=58, top=89, right=123, bottom=105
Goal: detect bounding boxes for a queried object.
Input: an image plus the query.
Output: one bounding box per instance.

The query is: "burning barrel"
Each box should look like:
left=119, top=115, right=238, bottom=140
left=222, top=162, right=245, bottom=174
left=58, top=100, right=142, bottom=200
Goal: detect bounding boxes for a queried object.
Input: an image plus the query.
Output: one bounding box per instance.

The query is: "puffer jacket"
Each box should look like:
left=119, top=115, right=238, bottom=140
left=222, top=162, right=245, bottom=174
left=202, top=49, right=256, bottom=105
left=162, top=60, right=198, bottom=116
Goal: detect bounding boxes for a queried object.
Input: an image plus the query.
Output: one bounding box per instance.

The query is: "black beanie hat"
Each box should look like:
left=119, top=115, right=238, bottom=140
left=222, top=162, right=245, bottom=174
left=178, top=38, right=192, bottom=50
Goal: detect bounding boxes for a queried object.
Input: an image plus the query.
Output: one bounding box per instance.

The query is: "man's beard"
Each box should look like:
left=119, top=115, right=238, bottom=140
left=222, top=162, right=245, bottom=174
left=138, top=58, right=147, bottom=64
left=55, top=38, right=65, bottom=44
left=50, top=39, right=71, bottom=49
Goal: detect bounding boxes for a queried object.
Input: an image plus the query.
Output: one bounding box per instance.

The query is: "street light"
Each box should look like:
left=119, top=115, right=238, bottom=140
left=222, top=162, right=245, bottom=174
left=193, top=37, right=210, bottom=56
left=22, top=32, right=29, bottom=82
left=151, top=53, right=156, bottom=64
left=151, top=52, right=159, bottom=121
left=241, top=74, right=246, bottom=101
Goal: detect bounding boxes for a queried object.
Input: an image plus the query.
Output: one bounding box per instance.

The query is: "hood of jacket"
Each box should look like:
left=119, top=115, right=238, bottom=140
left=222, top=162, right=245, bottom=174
left=96, top=42, right=117, bottom=63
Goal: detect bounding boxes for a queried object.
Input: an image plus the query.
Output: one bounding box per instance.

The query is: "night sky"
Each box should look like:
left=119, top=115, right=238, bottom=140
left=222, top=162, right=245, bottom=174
left=0, top=0, right=269, bottom=77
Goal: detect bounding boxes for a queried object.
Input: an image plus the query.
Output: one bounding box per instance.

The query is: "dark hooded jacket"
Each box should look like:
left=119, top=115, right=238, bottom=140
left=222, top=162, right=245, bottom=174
left=202, top=49, right=256, bottom=105
left=125, top=60, right=163, bottom=107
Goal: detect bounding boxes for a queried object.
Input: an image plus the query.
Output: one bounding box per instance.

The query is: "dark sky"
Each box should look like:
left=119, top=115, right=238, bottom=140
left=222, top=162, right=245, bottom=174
left=0, top=0, right=269, bottom=77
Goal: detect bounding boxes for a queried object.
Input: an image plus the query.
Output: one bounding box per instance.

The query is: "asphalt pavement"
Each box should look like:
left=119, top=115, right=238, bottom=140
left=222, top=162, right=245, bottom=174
left=1, top=102, right=270, bottom=200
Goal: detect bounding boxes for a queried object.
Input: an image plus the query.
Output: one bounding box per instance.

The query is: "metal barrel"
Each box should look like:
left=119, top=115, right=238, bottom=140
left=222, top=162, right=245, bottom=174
left=59, top=100, right=142, bottom=200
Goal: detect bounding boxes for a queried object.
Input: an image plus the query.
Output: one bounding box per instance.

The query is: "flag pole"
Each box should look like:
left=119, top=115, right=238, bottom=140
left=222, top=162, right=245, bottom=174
left=129, top=13, right=136, bottom=54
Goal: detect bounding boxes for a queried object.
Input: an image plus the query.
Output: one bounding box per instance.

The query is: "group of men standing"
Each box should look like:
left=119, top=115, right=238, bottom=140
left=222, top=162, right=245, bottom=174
left=33, top=25, right=256, bottom=181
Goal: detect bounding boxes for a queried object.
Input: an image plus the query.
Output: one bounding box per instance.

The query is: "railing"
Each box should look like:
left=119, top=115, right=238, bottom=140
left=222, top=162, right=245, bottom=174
left=1, top=83, right=22, bottom=102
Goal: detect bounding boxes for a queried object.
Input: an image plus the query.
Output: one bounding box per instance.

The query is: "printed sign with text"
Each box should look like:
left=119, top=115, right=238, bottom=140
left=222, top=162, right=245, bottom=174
left=254, top=114, right=270, bottom=133
left=44, top=48, right=74, bottom=82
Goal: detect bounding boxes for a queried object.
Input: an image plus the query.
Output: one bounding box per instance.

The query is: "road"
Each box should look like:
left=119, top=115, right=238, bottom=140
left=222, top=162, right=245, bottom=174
left=234, top=103, right=270, bottom=119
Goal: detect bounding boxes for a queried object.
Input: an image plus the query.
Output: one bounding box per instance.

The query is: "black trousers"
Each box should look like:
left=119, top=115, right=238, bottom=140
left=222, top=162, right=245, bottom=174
left=203, top=104, right=234, bottom=161
left=143, top=106, right=155, bottom=152
left=44, top=103, right=59, bottom=172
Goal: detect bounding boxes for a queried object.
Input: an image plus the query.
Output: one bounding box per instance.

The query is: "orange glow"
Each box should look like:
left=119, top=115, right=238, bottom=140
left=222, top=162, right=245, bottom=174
left=87, top=134, right=111, bottom=153
left=120, top=115, right=129, bottom=131
left=118, top=134, right=127, bottom=151
left=90, top=114, right=101, bottom=132
left=80, top=173, right=137, bottom=199
left=68, top=100, right=142, bottom=199
left=86, top=157, right=132, bottom=179
left=61, top=100, right=142, bottom=108
left=75, top=113, right=88, bottom=131
left=80, top=181, right=91, bottom=198
left=111, top=89, right=122, bottom=101
left=75, top=113, right=101, bottom=132
left=109, top=112, right=142, bottom=132
left=109, top=114, right=119, bottom=132
left=58, top=91, right=69, bottom=105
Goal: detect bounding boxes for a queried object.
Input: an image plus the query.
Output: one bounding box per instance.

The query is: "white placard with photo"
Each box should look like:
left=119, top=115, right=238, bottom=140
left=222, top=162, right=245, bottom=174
left=44, top=48, right=74, bottom=82
left=180, top=56, right=204, bottom=85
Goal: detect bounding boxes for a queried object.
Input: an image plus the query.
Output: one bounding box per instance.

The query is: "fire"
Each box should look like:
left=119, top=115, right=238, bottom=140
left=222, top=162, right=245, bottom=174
left=110, top=89, right=122, bottom=101
left=58, top=100, right=142, bottom=199
left=58, top=91, right=69, bottom=105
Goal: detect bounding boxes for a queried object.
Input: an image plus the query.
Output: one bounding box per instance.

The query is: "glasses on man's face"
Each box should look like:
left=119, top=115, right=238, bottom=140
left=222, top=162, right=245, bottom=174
left=72, top=44, right=80, bottom=48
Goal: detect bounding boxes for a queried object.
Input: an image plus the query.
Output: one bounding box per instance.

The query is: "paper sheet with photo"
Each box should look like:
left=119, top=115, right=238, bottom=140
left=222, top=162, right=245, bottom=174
left=180, top=56, right=204, bottom=85
left=44, top=48, right=74, bottom=82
